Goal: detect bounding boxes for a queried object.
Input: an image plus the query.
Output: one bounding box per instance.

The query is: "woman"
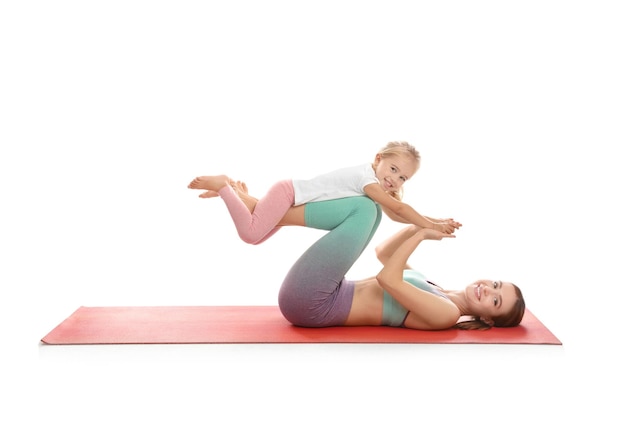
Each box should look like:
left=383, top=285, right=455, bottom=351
left=372, top=223, right=525, bottom=330
left=196, top=181, right=524, bottom=330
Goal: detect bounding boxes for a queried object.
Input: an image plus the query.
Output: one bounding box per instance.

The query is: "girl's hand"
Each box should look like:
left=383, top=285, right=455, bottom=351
left=434, top=219, right=462, bottom=234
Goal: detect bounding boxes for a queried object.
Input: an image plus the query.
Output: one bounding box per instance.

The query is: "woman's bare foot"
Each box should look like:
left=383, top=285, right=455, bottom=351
left=188, top=175, right=231, bottom=198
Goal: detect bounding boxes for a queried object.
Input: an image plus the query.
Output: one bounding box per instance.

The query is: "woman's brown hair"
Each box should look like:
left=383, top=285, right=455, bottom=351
left=454, top=284, right=526, bottom=331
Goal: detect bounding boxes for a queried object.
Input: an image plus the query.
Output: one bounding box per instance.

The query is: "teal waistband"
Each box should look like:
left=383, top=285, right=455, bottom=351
left=382, top=289, right=409, bottom=327
left=381, top=270, right=447, bottom=327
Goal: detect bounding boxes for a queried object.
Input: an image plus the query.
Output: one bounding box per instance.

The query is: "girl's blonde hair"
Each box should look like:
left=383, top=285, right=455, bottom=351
left=377, top=141, right=420, bottom=200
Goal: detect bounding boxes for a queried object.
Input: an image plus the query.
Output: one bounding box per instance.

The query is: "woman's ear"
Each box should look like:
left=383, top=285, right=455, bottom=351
left=480, top=316, right=495, bottom=327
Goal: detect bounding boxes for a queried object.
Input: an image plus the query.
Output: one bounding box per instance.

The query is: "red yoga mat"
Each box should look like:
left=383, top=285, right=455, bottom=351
left=40, top=306, right=561, bottom=345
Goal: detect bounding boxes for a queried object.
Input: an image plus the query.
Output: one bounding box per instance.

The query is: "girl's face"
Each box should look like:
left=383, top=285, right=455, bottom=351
left=373, top=153, right=419, bottom=194
left=464, top=280, right=518, bottom=323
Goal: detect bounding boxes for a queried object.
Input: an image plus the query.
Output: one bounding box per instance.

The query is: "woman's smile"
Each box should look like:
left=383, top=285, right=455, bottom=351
left=474, top=283, right=483, bottom=301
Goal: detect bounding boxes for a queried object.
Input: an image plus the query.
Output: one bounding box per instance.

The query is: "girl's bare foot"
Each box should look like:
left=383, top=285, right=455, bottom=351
left=230, top=180, right=249, bottom=196
left=230, top=180, right=257, bottom=212
left=198, top=190, right=219, bottom=198
left=188, top=175, right=231, bottom=198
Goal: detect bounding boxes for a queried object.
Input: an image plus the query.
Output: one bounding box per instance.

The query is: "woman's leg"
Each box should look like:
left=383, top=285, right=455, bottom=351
left=278, top=196, right=382, bottom=327
left=188, top=176, right=294, bottom=245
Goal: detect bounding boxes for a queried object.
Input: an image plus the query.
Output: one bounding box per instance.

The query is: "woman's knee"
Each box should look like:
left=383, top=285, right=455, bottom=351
left=351, top=196, right=380, bottom=224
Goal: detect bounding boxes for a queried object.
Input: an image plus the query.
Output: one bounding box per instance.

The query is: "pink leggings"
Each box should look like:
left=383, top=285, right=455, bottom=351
left=217, top=179, right=295, bottom=245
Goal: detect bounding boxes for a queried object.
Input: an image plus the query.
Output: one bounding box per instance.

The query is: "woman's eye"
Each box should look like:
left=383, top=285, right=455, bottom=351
left=493, top=281, right=497, bottom=288
left=493, top=297, right=498, bottom=306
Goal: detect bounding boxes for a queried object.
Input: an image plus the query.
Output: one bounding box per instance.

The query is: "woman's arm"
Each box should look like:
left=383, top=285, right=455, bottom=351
left=375, top=224, right=423, bottom=268
left=376, top=228, right=459, bottom=329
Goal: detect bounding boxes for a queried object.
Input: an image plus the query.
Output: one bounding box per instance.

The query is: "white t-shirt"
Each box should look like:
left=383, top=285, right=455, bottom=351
left=292, top=163, right=379, bottom=206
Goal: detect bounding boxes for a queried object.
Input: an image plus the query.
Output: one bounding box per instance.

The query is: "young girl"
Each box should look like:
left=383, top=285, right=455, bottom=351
left=188, top=141, right=461, bottom=245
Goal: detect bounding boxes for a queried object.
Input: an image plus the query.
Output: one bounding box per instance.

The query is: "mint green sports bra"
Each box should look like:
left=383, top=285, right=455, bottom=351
left=381, top=269, right=449, bottom=327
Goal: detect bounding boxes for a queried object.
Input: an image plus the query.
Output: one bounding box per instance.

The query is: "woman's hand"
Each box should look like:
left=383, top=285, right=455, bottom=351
left=418, top=227, right=456, bottom=241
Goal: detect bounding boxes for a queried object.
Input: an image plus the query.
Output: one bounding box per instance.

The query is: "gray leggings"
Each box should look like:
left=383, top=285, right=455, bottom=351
left=278, top=196, right=382, bottom=327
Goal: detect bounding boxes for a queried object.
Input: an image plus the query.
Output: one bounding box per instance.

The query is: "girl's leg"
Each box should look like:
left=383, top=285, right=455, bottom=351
left=229, top=180, right=307, bottom=228
left=189, top=176, right=294, bottom=245
left=278, top=196, right=382, bottom=327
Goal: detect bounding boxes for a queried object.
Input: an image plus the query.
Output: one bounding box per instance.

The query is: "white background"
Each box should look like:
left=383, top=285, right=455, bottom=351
left=2, top=1, right=625, bottom=434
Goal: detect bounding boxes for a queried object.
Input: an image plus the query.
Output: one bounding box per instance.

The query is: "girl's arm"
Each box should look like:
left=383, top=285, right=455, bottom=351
left=376, top=228, right=459, bottom=330
left=363, top=184, right=459, bottom=233
left=378, top=204, right=412, bottom=224
left=364, top=183, right=434, bottom=227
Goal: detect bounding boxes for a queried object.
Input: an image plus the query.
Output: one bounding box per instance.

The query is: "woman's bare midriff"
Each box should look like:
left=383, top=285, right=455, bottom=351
left=343, top=277, right=384, bottom=326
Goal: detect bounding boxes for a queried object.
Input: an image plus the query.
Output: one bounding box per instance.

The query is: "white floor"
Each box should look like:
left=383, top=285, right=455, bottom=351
left=3, top=2, right=625, bottom=434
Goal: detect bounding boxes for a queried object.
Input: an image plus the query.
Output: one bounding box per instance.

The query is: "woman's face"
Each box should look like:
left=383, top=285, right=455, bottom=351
left=373, top=153, right=418, bottom=194
left=464, top=279, right=518, bottom=322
